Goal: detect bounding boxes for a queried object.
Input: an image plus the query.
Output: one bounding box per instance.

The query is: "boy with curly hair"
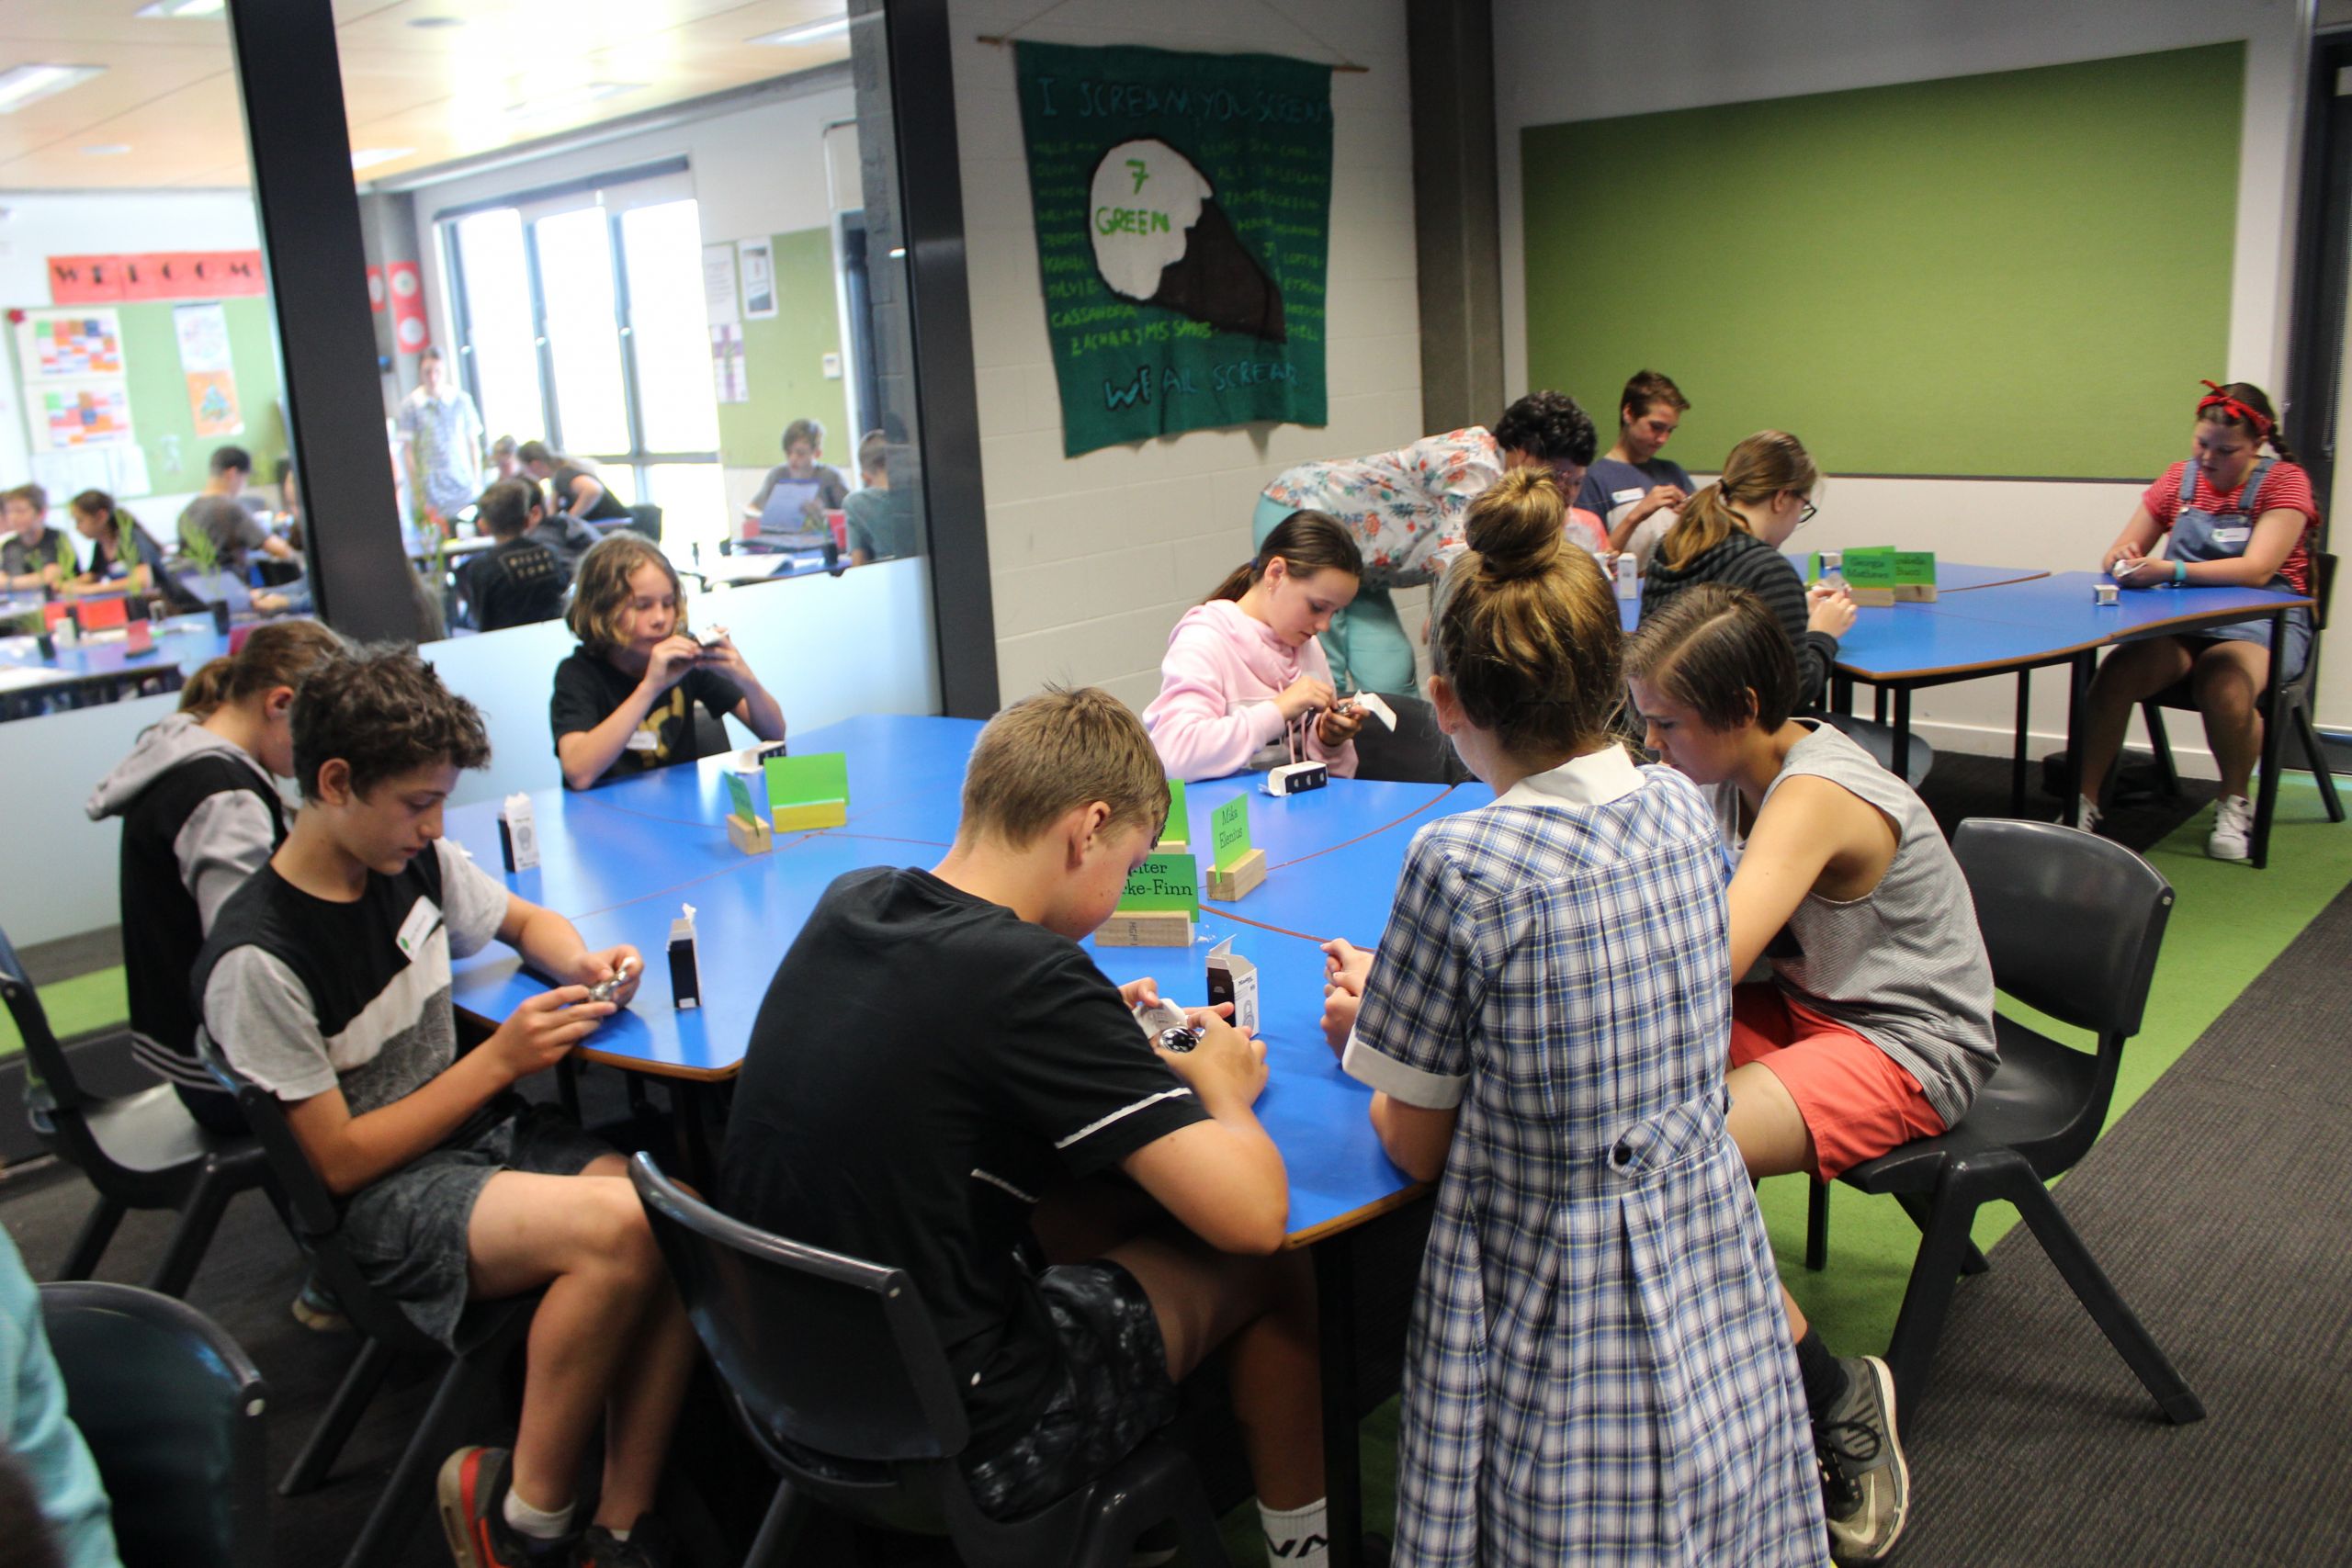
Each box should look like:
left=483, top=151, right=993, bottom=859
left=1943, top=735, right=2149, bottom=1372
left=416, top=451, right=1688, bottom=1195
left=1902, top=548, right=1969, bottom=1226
left=193, top=646, right=695, bottom=1568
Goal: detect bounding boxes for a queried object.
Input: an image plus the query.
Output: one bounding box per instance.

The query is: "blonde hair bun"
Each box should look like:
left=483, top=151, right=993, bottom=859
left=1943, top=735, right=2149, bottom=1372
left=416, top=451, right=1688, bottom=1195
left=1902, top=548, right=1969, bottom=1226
left=1464, top=468, right=1566, bottom=582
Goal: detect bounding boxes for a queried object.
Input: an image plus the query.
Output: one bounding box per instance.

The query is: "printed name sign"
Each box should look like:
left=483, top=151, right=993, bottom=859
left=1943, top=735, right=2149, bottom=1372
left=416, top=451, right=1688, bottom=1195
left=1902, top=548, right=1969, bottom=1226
left=1210, top=795, right=1253, bottom=871
left=1118, top=852, right=1200, bottom=914
left=763, top=752, right=848, bottom=831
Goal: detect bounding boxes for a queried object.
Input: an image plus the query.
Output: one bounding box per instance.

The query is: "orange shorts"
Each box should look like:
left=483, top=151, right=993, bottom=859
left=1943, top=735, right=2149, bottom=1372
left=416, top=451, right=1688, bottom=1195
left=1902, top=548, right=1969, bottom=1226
left=1729, top=984, right=1946, bottom=1180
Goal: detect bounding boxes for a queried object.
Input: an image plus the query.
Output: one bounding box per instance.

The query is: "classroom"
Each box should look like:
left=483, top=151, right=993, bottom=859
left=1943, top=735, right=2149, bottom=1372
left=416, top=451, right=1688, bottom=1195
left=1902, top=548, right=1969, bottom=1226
left=2, top=1, right=2347, bottom=1565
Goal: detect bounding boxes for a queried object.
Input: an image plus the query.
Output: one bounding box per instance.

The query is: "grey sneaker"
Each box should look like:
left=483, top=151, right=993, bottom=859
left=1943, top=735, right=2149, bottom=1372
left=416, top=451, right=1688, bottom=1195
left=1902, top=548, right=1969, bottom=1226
left=2207, top=794, right=2254, bottom=861
left=2077, top=795, right=2104, bottom=837
left=1819, top=1355, right=1909, bottom=1564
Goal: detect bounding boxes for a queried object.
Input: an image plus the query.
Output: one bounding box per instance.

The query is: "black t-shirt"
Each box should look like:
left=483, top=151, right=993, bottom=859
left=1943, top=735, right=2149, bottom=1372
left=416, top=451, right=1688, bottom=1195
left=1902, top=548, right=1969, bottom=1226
left=548, top=649, right=743, bottom=787
left=552, top=466, right=629, bottom=522
left=459, top=537, right=567, bottom=632
left=718, top=867, right=1209, bottom=1453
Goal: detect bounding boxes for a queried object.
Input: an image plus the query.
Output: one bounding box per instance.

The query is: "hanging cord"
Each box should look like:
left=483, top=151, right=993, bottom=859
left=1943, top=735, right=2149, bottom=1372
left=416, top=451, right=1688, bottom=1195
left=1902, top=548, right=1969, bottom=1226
left=978, top=0, right=1367, bottom=71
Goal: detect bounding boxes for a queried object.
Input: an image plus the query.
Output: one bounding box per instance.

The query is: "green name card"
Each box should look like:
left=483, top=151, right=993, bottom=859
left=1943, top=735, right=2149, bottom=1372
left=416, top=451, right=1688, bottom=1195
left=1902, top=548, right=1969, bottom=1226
left=1211, top=794, right=1252, bottom=871
left=1119, top=852, right=1199, bottom=914
left=724, top=769, right=763, bottom=821
left=764, top=751, right=849, bottom=808
left=1894, top=550, right=1936, bottom=586
left=1806, top=550, right=1824, bottom=584
left=1841, top=547, right=1899, bottom=590
left=1161, top=779, right=1189, bottom=842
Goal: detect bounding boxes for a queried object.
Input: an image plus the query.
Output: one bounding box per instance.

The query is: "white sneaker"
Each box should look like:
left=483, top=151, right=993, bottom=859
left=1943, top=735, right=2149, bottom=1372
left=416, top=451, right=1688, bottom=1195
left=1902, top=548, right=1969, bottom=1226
left=2207, top=794, right=2254, bottom=861
left=2077, top=796, right=2104, bottom=836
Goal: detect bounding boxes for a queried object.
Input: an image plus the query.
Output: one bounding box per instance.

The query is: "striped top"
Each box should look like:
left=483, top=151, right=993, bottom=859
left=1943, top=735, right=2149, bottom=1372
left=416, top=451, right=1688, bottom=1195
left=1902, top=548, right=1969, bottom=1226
left=1758, top=722, right=1998, bottom=1127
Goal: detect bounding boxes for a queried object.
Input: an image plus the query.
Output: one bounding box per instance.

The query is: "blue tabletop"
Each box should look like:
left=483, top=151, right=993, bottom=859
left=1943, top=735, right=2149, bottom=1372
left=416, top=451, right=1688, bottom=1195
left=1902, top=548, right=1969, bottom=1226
left=446, top=713, right=1452, bottom=1235
left=0, top=614, right=225, bottom=682
left=1927, top=570, right=2312, bottom=637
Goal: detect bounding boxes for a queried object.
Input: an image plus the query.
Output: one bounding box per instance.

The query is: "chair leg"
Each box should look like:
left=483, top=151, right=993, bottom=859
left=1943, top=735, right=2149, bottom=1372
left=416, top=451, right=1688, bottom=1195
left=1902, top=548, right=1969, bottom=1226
left=1167, top=1463, right=1233, bottom=1568
left=144, top=1167, right=237, bottom=1297
left=1894, top=1190, right=1989, bottom=1275
left=1804, top=1179, right=1829, bottom=1271
left=2003, top=1175, right=2204, bottom=1424
left=1879, top=1163, right=1991, bottom=1416
left=744, top=1478, right=812, bottom=1568
left=59, top=1197, right=127, bottom=1281
left=2140, top=703, right=2182, bottom=797
left=283, top=1336, right=396, bottom=1495
left=2295, top=705, right=2346, bottom=822
left=345, top=1347, right=502, bottom=1568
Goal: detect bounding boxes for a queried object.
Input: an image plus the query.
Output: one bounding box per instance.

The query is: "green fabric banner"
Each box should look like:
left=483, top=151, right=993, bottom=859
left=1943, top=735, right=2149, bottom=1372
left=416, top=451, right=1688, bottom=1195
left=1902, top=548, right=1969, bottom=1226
left=1014, top=41, right=1332, bottom=457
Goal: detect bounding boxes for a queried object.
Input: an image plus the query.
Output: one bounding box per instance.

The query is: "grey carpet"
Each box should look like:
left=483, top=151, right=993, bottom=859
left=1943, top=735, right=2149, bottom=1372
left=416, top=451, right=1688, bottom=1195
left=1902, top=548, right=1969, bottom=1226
left=1893, top=879, right=2352, bottom=1566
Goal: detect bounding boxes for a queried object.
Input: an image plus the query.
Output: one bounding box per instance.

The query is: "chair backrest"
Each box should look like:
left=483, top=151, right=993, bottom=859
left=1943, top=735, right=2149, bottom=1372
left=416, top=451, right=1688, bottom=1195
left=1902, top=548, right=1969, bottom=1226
left=1952, top=818, right=2173, bottom=1041
left=625, top=502, right=663, bottom=544
left=2300, top=552, right=2335, bottom=689
left=195, top=1034, right=443, bottom=1355
left=40, top=1280, right=268, bottom=1568
left=628, top=1152, right=970, bottom=1463
left=0, top=920, right=94, bottom=1118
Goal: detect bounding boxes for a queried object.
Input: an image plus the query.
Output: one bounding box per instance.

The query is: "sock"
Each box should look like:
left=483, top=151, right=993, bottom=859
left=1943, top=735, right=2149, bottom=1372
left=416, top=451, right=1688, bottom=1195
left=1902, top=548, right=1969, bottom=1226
left=503, top=1483, right=575, bottom=1543
left=1261, top=1497, right=1329, bottom=1562
left=1793, top=1325, right=1849, bottom=1425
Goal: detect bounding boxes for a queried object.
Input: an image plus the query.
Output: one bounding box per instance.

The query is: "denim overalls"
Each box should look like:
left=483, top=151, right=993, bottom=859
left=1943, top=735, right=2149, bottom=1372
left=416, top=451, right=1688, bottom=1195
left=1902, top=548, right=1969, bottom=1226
left=2163, top=457, right=2312, bottom=680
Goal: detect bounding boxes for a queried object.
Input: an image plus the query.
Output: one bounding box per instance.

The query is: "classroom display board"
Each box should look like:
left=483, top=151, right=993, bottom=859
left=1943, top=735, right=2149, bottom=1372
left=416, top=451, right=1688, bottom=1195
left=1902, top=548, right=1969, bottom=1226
left=1013, top=41, right=1333, bottom=457
left=1520, top=44, right=2244, bottom=480
left=711, top=227, right=852, bottom=473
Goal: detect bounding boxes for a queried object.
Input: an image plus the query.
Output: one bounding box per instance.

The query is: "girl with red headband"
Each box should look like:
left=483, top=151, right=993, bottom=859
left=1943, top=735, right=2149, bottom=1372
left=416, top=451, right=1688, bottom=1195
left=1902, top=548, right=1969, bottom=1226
left=2077, top=380, right=2320, bottom=860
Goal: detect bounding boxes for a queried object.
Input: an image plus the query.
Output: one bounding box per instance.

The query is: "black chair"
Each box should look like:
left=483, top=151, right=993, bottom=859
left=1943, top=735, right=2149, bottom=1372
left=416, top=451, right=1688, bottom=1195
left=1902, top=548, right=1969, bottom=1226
left=1818, top=711, right=1935, bottom=788
left=199, top=1036, right=535, bottom=1568
left=625, top=502, right=664, bottom=544
left=1, top=922, right=270, bottom=1297
left=628, top=1153, right=1230, bottom=1568
left=1801, top=818, right=2202, bottom=1424
left=41, top=1280, right=269, bottom=1568
left=2139, top=549, right=2343, bottom=854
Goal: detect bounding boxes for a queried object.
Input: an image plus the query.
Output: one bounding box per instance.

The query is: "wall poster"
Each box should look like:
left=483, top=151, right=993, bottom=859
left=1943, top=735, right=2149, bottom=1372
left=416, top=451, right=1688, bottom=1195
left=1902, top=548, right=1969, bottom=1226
left=1013, top=41, right=1333, bottom=457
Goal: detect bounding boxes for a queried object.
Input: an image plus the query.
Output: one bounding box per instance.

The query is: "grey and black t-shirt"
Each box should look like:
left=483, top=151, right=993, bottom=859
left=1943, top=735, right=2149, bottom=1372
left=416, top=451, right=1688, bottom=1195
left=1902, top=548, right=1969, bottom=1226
left=194, top=839, right=508, bottom=1123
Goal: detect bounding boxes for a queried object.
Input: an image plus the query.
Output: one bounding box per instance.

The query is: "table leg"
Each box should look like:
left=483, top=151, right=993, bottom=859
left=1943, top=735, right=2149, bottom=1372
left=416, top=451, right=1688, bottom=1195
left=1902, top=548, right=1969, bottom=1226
left=1891, top=688, right=1913, bottom=781
left=671, top=1079, right=719, bottom=1190
left=1875, top=686, right=1889, bottom=726
left=1314, top=1235, right=1365, bottom=1568
left=2061, top=653, right=2092, bottom=825
left=2252, top=609, right=2289, bottom=870
left=1834, top=673, right=1854, bottom=716
left=2012, top=670, right=2032, bottom=816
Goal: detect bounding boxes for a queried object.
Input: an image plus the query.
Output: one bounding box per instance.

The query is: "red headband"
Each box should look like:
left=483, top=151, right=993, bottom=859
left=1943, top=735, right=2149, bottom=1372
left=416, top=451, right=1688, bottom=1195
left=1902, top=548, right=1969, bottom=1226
left=2198, top=379, right=2273, bottom=439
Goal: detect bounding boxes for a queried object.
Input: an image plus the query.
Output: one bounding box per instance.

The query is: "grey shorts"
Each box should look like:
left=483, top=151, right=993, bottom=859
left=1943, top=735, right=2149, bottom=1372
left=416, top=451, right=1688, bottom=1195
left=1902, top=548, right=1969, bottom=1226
left=960, top=1260, right=1179, bottom=1520
left=2133, top=604, right=2312, bottom=683
left=338, top=1100, right=614, bottom=1348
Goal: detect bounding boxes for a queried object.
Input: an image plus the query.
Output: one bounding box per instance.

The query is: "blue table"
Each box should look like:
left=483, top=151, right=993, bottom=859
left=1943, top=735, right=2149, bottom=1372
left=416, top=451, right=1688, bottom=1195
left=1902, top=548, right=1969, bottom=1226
left=446, top=712, right=1442, bottom=1560
left=0, top=613, right=227, bottom=718
left=1618, top=559, right=2054, bottom=633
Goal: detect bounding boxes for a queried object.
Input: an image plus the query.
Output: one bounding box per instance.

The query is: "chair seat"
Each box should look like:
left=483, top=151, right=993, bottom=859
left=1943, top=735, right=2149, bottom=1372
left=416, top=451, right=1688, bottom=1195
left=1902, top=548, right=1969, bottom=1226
left=1840, top=1021, right=2099, bottom=1194
left=40, top=1084, right=266, bottom=1191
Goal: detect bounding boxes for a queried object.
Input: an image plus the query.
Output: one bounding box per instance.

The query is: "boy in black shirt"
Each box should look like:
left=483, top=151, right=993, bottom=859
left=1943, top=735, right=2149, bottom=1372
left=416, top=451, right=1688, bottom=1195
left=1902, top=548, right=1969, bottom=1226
left=721, top=688, right=1329, bottom=1561
left=458, top=480, right=568, bottom=633
left=194, top=647, right=694, bottom=1568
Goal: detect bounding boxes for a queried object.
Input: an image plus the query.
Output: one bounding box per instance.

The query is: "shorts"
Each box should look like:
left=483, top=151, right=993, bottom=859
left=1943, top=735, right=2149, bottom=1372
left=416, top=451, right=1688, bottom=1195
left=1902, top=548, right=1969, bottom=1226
left=338, top=1100, right=614, bottom=1347
left=960, top=1260, right=1179, bottom=1520
left=2177, top=604, right=2312, bottom=683
left=1728, top=985, right=1945, bottom=1180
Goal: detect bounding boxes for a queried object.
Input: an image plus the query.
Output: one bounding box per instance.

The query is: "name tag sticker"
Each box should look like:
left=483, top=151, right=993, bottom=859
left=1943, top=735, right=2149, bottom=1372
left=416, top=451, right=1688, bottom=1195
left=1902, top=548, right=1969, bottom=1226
left=1611, top=486, right=1645, bottom=505
left=626, top=728, right=662, bottom=752
left=393, top=897, right=443, bottom=961
left=2212, top=525, right=2251, bottom=545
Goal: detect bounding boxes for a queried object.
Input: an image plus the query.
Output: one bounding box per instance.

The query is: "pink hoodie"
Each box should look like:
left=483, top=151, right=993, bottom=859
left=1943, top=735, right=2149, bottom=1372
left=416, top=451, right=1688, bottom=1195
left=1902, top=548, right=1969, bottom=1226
left=1144, top=600, right=1360, bottom=783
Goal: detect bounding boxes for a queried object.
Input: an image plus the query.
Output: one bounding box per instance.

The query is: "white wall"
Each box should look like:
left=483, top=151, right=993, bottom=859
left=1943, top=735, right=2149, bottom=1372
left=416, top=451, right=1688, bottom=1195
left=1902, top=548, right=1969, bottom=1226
left=948, top=0, right=1423, bottom=711
left=1494, top=0, right=2329, bottom=764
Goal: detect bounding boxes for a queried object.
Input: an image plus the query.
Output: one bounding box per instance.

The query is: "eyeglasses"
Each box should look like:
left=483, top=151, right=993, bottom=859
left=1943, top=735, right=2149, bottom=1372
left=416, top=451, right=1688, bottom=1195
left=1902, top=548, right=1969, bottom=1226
left=1794, top=499, right=1818, bottom=531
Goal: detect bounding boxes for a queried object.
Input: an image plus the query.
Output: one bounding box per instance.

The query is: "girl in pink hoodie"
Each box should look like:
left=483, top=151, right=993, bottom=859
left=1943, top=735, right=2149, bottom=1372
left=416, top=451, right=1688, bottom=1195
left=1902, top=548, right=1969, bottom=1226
left=1145, top=510, right=1367, bottom=782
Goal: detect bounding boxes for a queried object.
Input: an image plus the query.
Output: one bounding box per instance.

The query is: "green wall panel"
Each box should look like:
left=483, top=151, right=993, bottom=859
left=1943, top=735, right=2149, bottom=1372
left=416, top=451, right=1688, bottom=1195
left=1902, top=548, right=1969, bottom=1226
left=117, top=299, right=288, bottom=490
left=1521, top=44, right=2244, bottom=480
left=715, top=226, right=853, bottom=471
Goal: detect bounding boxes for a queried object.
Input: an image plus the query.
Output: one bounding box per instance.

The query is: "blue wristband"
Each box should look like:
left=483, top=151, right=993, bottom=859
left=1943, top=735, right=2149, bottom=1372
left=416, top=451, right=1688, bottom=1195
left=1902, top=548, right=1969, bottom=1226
left=2174, top=559, right=2188, bottom=585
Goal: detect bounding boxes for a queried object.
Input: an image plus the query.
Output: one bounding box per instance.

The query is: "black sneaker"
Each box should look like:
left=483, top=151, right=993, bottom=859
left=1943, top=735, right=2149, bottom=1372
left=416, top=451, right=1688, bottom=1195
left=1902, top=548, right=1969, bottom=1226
left=1818, top=1355, right=1909, bottom=1564
left=581, top=1515, right=676, bottom=1568
left=436, top=1446, right=575, bottom=1568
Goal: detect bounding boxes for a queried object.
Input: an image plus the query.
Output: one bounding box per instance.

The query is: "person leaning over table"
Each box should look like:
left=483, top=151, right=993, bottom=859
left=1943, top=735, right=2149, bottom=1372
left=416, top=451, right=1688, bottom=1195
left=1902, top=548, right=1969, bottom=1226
left=2075, top=380, right=2322, bottom=862
left=1256, top=389, right=1600, bottom=694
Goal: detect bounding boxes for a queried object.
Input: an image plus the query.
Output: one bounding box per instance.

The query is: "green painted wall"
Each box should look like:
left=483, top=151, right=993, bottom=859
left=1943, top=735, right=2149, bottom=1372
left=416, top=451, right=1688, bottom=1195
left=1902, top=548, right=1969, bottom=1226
left=1520, top=44, right=2243, bottom=479
left=715, top=226, right=853, bottom=470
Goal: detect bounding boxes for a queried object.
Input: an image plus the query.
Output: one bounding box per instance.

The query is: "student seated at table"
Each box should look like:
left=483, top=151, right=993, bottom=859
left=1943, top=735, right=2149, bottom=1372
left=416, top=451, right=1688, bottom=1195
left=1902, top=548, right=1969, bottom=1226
left=178, top=446, right=298, bottom=581
left=1142, top=510, right=1365, bottom=783
left=741, top=417, right=849, bottom=536
left=85, top=619, right=346, bottom=1133
left=718, top=687, right=1329, bottom=1562
left=1317, top=473, right=1823, bottom=1567
left=1640, top=430, right=1855, bottom=710
left=517, top=441, right=629, bottom=527
left=2076, top=379, right=2323, bottom=860
left=1578, top=368, right=1698, bottom=572
left=844, top=429, right=918, bottom=565
left=550, top=534, right=786, bottom=790
left=58, top=490, right=193, bottom=611
left=192, top=646, right=695, bottom=1568
left=458, top=480, right=568, bottom=634
left=3, top=484, right=76, bottom=592
left=1625, top=585, right=2002, bottom=1566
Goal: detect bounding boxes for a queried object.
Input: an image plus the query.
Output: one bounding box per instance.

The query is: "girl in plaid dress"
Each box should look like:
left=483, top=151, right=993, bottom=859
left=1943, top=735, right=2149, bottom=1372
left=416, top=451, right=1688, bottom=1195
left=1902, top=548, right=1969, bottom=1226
left=1321, top=472, right=1822, bottom=1565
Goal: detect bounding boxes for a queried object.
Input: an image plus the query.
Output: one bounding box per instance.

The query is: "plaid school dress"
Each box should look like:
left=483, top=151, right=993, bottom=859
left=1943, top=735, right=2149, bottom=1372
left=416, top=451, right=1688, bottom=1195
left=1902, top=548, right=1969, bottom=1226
left=1344, top=751, right=1823, bottom=1566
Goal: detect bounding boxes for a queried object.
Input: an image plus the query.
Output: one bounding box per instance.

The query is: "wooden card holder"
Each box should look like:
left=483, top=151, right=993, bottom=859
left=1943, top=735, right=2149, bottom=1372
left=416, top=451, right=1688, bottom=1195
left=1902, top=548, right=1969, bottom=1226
left=1096, top=910, right=1195, bottom=947
left=1204, top=847, right=1267, bottom=902
left=726, top=812, right=774, bottom=856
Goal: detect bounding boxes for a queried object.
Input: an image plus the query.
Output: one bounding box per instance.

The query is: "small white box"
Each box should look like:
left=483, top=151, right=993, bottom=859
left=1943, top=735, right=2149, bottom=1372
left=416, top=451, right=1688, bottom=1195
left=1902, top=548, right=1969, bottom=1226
left=497, top=793, right=539, bottom=873
left=1205, top=938, right=1260, bottom=1035
left=1264, top=761, right=1329, bottom=797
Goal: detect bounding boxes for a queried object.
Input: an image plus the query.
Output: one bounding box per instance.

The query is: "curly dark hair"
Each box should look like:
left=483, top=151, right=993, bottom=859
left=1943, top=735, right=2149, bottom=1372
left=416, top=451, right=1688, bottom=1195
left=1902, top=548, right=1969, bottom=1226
left=292, top=644, right=491, bottom=802
left=1492, top=390, right=1598, bottom=468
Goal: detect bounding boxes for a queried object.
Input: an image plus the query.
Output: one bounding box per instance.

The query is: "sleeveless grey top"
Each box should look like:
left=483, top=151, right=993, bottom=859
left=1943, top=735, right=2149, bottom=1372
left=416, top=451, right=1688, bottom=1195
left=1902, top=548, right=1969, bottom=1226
left=1756, top=722, right=1998, bottom=1127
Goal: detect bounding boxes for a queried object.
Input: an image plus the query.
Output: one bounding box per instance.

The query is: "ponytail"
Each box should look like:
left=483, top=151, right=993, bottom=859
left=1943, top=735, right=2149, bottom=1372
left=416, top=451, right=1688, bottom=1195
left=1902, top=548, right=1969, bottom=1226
left=176, top=619, right=346, bottom=719
left=1207, top=509, right=1363, bottom=604
left=1658, top=430, right=1819, bottom=571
